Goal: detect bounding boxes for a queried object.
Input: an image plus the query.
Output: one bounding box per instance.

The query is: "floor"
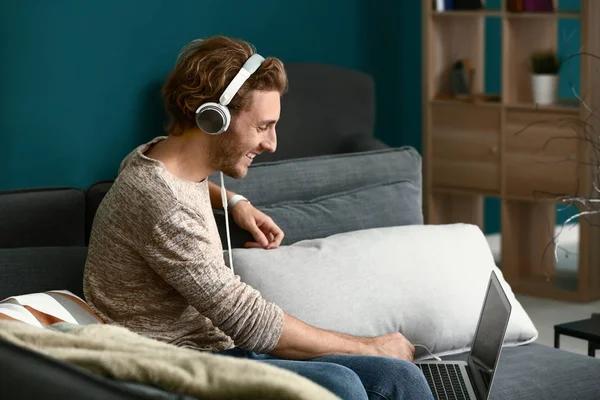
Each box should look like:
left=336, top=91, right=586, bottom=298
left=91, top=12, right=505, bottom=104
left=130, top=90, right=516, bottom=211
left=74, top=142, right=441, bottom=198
left=516, top=294, right=600, bottom=357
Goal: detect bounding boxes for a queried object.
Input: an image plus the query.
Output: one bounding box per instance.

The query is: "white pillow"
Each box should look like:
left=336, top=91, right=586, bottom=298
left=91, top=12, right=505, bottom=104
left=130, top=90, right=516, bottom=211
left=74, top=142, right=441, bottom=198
left=228, top=223, right=538, bottom=359
left=0, top=290, right=103, bottom=327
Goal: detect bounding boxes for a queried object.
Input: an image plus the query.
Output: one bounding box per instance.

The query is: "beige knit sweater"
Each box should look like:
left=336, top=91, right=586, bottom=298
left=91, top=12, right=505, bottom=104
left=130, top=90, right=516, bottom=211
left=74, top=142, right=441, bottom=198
left=83, top=136, right=284, bottom=354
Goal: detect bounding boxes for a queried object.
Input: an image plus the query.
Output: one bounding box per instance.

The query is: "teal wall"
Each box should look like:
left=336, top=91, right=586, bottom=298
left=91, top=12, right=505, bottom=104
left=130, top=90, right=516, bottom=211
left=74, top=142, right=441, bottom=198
left=1, top=0, right=394, bottom=189
left=1, top=0, right=584, bottom=232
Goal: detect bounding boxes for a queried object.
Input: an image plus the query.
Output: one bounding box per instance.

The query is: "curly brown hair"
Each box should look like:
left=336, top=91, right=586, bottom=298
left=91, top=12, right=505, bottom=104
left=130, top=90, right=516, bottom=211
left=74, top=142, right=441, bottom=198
left=162, top=36, right=288, bottom=136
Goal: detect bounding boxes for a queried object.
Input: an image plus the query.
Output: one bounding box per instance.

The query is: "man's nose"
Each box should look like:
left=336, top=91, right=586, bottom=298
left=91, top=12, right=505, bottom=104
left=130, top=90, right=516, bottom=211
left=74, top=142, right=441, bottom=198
left=261, top=129, right=277, bottom=153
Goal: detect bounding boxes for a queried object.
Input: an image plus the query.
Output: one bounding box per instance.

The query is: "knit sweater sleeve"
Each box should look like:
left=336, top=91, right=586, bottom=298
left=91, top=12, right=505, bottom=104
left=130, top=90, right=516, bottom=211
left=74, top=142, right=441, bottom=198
left=143, top=204, right=284, bottom=354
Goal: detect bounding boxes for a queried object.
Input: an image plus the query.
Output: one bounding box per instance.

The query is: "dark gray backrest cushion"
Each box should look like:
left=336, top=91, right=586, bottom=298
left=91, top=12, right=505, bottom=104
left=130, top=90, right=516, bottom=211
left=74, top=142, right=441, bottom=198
left=85, top=181, right=114, bottom=244
left=0, top=247, right=88, bottom=299
left=257, top=62, right=376, bottom=163
left=0, top=188, right=85, bottom=248
left=209, top=147, right=423, bottom=248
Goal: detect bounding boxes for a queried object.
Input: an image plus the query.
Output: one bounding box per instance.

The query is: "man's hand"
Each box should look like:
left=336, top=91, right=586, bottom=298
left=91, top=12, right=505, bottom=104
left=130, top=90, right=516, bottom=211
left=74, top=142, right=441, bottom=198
left=231, top=201, right=284, bottom=249
left=327, top=331, right=415, bottom=362
left=362, top=332, right=416, bottom=362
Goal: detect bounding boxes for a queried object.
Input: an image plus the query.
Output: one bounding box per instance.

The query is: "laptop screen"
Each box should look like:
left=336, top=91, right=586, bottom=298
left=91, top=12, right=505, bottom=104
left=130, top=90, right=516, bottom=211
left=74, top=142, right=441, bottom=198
left=468, top=272, right=512, bottom=398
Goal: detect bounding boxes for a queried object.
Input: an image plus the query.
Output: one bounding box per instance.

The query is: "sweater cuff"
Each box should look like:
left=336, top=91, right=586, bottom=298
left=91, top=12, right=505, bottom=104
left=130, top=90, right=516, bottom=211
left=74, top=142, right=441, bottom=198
left=258, top=304, right=285, bottom=354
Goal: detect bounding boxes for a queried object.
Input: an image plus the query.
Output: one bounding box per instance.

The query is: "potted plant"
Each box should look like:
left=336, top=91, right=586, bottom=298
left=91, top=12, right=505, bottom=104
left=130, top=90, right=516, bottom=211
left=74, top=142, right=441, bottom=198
left=530, top=50, right=561, bottom=105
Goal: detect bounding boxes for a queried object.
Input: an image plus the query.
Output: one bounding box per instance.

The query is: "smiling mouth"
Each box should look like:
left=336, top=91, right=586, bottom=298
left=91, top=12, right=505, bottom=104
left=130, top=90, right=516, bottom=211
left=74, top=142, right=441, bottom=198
left=246, top=152, right=259, bottom=162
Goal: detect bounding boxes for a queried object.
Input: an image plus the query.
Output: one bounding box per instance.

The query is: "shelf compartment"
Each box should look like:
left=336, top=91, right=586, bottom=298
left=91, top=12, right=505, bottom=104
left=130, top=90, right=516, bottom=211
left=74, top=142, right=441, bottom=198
left=505, top=11, right=580, bottom=19
left=431, top=10, right=504, bottom=17
left=431, top=104, right=501, bottom=192
left=430, top=16, right=485, bottom=98
left=429, top=191, right=485, bottom=230
left=501, top=199, right=557, bottom=284
left=508, top=276, right=592, bottom=302
left=504, top=17, right=558, bottom=105
left=431, top=11, right=580, bottom=19
left=432, top=93, right=502, bottom=107
left=504, top=99, right=581, bottom=112
left=504, top=109, right=580, bottom=198
left=433, top=186, right=502, bottom=197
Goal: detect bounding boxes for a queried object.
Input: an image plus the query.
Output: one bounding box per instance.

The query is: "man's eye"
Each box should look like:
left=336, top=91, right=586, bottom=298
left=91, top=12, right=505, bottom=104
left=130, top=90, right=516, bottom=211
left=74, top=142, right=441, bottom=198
left=258, top=126, right=268, bottom=131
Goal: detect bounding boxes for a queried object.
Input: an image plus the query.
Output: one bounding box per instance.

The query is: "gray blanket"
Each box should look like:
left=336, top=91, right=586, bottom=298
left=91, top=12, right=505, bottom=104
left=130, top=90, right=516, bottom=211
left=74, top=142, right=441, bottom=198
left=0, top=320, right=340, bottom=400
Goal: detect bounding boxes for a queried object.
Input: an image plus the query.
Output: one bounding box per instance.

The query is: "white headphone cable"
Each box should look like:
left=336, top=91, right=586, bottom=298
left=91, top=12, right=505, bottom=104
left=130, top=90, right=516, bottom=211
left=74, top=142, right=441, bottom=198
left=414, top=344, right=442, bottom=362
left=220, top=171, right=234, bottom=275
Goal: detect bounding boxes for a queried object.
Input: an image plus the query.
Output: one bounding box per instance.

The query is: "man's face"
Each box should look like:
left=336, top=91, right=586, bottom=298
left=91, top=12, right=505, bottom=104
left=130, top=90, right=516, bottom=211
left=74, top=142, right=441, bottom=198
left=210, top=90, right=280, bottom=179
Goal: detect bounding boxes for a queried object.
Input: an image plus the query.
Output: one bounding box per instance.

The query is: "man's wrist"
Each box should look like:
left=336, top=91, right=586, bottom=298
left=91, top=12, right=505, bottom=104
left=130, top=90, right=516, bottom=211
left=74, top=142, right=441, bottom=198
left=329, top=330, right=370, bottom=355
left=228, top=194, right=249, bottom=209
left=346, top=336, right=371, bottom=355
left=353, top=336, right=376, bottom=356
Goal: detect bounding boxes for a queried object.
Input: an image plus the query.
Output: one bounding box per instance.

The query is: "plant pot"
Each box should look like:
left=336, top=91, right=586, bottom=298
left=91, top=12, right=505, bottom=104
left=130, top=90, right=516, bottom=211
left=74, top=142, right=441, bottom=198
left=531, top=74, right=558, bottom=105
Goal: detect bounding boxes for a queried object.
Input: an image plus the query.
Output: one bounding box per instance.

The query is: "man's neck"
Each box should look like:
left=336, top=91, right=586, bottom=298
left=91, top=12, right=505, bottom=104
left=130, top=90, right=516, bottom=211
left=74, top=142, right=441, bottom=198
left=147, top=132, right=215, bottom=183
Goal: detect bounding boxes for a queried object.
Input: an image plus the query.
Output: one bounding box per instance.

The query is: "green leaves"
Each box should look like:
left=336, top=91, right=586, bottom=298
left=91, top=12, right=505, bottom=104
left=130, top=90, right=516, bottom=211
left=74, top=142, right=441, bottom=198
left=531, top=50, right=562, bottom=74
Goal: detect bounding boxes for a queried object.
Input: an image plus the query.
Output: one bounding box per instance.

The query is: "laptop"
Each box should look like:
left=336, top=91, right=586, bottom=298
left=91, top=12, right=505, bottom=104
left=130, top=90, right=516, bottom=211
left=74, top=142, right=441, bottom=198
left=415, top=270, right=512, bottom=400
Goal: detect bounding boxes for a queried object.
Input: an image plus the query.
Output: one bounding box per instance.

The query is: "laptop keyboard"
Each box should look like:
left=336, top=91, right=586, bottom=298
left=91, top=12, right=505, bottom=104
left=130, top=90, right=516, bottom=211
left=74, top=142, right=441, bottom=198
left=416, top=363, right=469, bottom=400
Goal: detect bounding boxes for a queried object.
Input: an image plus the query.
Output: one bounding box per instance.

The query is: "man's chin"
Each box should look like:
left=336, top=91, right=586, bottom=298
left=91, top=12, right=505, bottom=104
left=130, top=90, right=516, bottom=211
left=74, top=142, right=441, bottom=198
left=221, top=165, right=248, bottom=179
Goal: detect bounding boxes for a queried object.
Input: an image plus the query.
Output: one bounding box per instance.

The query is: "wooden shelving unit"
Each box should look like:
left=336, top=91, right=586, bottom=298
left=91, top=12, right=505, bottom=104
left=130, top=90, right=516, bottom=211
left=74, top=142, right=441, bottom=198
left=422, top=0, right=600, bottom=302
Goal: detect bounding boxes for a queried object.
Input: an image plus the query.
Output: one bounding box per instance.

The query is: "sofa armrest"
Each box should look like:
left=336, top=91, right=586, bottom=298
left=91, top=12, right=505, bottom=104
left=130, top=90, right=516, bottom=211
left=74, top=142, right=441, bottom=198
left=0, top=336, right=152, bottom=400
left=339, top=134, right=391, bottom=153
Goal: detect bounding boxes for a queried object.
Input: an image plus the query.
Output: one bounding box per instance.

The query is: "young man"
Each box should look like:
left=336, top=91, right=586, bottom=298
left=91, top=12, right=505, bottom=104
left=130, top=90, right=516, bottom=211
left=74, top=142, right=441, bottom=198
left=84, top=36, right=434, bottom=400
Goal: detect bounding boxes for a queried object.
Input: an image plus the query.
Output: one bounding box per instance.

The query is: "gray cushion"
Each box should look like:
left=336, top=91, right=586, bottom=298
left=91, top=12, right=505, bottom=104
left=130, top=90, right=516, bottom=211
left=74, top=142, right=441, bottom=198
left=215, top=180, right=422, bottom=248
left=209, top=147, right=422, bottom=248
left=85, top=181, right=114, bottom=244
left=210, top=147, right=421, bottom=206
left=228, top=225, right=537, bottom=358
left=0, top=247, right=88, bottom=300
left=443, top=343, right=600, bottom=400
left=339, top=135, right=390, bottom=153
left=0, top=188, right=85, bottom=248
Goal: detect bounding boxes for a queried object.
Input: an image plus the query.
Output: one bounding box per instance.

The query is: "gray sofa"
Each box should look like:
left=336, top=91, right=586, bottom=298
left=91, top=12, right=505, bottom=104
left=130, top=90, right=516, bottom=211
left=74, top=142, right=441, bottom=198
left=1, top=63, right=599, bottom=400
left=2, top=148, right=600, bottom=400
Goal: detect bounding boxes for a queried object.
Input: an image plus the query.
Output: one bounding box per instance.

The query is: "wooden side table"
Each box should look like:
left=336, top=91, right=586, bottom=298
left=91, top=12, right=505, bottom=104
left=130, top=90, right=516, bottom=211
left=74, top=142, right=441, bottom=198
left=554, top=314, right=600, bottom=357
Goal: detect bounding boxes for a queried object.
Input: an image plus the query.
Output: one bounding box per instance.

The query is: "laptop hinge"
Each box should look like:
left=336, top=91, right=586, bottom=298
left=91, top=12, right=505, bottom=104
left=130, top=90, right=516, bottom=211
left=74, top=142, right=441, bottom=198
left=465, top=364, right=484, bottom=400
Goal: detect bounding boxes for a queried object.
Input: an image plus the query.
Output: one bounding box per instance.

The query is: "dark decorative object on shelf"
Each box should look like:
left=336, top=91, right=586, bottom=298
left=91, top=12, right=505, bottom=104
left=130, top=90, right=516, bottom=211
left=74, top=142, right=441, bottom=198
left=450, top=59, right=475, bottom=98
left=523, top=0, right=554, bottom=12
left=453, top=0, right=482, bottom=10
left=507, top=0, right=524, bottom=11
left=432, top=0, right=457, bottom=11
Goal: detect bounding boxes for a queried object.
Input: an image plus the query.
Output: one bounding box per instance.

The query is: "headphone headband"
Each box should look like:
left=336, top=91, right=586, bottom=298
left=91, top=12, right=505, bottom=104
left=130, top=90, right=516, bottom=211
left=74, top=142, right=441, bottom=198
left=219, top=53, right=265, bottom=106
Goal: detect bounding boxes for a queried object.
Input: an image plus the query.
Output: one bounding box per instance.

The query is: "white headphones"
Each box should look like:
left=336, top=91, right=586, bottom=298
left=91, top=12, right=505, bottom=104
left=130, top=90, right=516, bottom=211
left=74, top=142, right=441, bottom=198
left=195, top=53, right=265, bottom=135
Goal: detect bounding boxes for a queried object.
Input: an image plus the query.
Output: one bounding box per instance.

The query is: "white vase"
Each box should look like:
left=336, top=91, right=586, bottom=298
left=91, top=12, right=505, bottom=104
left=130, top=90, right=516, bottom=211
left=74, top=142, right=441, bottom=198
left=531, top=74, right=559, bottom=105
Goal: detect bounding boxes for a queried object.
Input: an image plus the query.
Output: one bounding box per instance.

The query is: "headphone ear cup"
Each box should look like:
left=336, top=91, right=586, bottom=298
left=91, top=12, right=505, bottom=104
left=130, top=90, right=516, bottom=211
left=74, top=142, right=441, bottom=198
left=195, top=103, right=231, bottom=135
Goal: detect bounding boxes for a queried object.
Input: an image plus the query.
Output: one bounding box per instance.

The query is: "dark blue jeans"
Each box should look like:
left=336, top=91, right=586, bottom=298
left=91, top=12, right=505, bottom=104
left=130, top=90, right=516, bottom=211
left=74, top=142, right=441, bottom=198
left=217, top=348, right=435, bottom=400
